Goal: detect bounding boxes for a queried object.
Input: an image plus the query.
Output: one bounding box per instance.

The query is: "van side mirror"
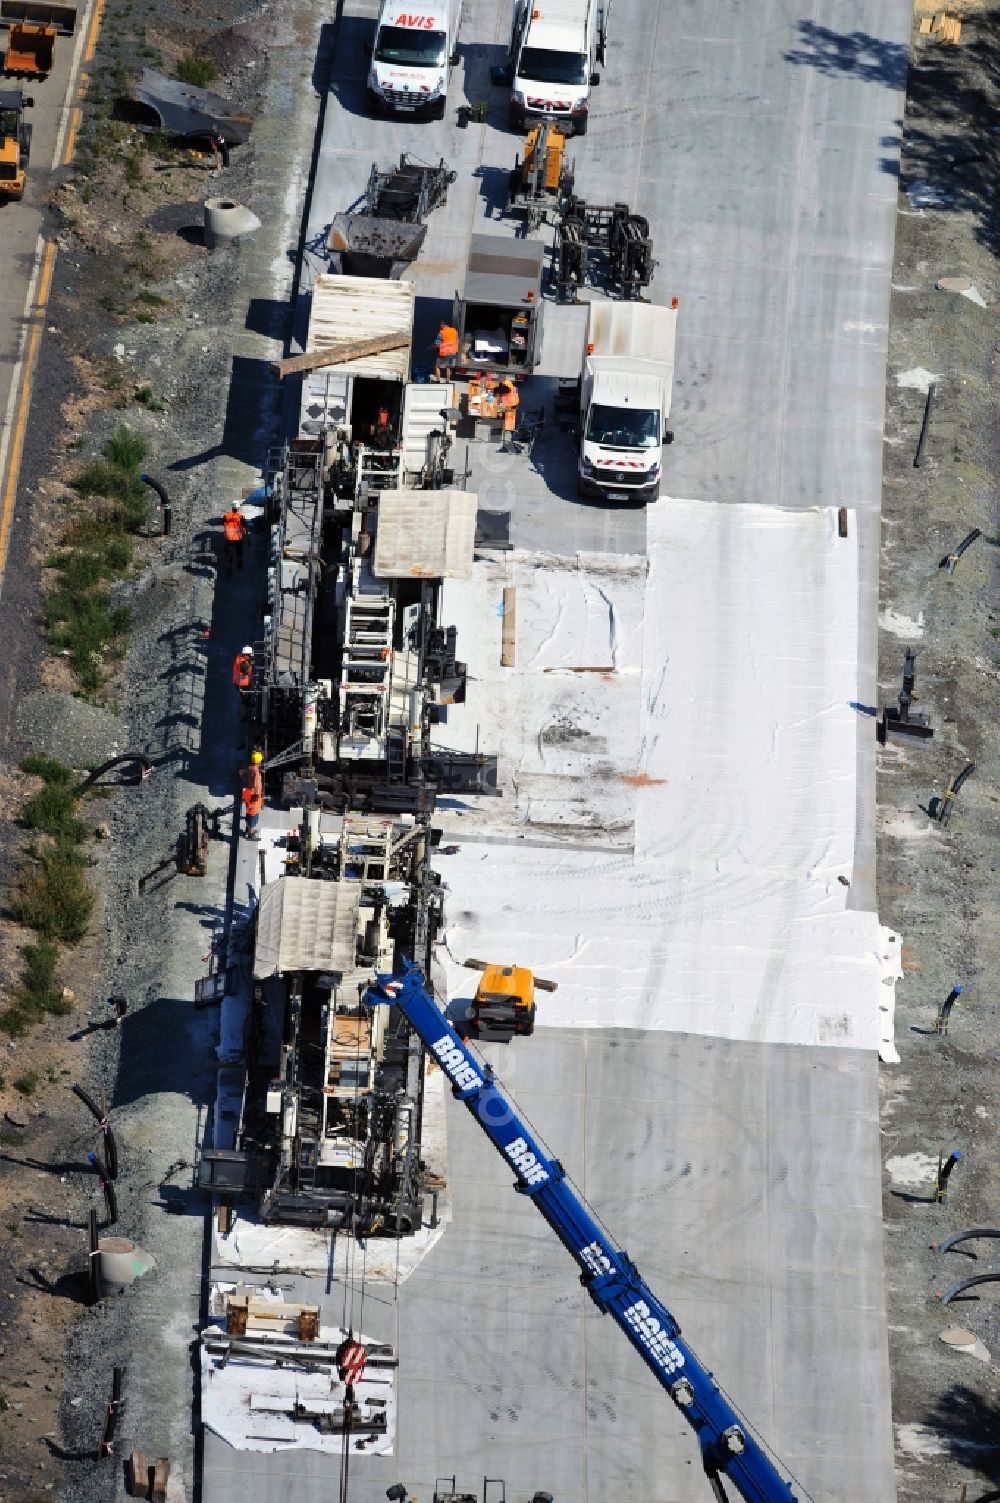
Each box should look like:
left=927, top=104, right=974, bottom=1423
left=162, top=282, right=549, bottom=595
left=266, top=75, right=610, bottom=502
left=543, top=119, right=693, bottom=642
left=589, top=72, right=600, bottom=86
left=663, top=430, right=674, bottom=446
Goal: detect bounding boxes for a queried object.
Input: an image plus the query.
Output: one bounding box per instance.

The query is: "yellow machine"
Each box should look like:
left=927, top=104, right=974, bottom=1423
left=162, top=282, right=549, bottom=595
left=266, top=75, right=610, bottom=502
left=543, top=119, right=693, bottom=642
left=0, top=86, right=31, bottom=200
left=463, top=958, right=558, bottom=1042
left=1, top=1, right=77, bottom=77
left=507, top=120, right=574, bottom=230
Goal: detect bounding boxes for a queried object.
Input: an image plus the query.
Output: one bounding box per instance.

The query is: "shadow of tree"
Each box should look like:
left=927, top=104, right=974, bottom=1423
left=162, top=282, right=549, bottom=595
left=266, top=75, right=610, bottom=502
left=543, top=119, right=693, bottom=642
left=926, top=1386, right=1000, bottom=1488
left=785, top=21, right=909, bottom=88
left=784, top=18, right=1000, bottom=259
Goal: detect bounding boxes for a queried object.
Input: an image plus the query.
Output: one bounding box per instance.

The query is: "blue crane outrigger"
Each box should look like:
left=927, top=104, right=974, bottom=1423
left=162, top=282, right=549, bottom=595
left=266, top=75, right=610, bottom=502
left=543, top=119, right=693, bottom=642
left=364, top=964, right=802, bottom=1503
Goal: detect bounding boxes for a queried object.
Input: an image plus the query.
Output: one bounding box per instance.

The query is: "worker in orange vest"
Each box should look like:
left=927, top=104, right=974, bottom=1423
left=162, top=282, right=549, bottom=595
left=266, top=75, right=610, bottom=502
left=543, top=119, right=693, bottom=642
left=232, top=646, right=253, bottom=690
left=222, top=502, right=246, bottom=575
left=240, top=750, right=264, bottom=839
left=232, top=646, right=253, bottom=718
left=499, top=377, right=520, bottom=448
left=433, top=321, right=459, bottom=382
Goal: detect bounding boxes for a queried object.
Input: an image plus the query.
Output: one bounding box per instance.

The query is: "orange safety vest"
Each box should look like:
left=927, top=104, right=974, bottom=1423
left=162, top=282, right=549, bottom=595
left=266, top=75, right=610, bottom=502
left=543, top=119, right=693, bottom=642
left=242, top=786, right=263, bottom=816
left=233, top=652, right=253, bottom=689
left=499, top=381, right=519, bottom=409
left=223, top=508, right=245, bottom=543
left=436, top=325, right=459, bottom=358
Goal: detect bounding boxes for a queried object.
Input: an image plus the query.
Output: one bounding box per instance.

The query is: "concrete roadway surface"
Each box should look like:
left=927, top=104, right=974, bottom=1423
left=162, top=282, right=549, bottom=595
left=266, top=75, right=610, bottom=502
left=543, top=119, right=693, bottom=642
left=204, top=1, right=908, bottom=1501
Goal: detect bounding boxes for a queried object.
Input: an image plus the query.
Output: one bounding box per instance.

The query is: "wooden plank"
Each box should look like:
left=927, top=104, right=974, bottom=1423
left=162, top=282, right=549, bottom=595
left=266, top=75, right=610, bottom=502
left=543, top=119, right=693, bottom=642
left=151, top=1458, right=170, bottom=1503
left=270, top=333, right=411, bottom=380
left=501, top=586, right=516, bottom=668
left=919, top=16, right=933, bottom=31
left=127, top=1449, right=149, bottom=1498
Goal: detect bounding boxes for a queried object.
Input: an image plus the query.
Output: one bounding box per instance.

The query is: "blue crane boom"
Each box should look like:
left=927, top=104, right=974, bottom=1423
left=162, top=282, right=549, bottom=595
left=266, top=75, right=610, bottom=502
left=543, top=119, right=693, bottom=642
left=363, top=964, right=801, bottom=1503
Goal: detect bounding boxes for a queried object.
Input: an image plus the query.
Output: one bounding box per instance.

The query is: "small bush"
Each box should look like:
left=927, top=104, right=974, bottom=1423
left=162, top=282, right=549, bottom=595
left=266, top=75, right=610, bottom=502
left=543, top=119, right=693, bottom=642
left=21, top=754, right=72, bottom=785
left=175, top=54, right=216, bottom=88
left=13, top=1071, right=38, bottom=1097
left=13, top=844, right=95, bottom=943
left=0, top=940, right=67, bottom=1037
left=103, top=426, right=146, bottom=470
left=22, top=783, right=86, bottom=844
left=44, top=587, right=130, bottom=690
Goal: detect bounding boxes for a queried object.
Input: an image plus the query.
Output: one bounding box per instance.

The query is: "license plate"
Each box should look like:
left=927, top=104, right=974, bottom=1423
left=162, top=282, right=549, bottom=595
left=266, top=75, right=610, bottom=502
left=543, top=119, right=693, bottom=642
left=396, top=106, right=416, bottom=113
left=605, top=490, right=629, bottom=500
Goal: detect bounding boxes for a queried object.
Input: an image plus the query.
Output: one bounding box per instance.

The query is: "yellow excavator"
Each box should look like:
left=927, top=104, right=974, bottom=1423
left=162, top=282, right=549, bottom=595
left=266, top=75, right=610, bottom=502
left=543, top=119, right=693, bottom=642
left=0, top=85, right=31, bottom=201
left=461, top=958, right=558, bottom=1042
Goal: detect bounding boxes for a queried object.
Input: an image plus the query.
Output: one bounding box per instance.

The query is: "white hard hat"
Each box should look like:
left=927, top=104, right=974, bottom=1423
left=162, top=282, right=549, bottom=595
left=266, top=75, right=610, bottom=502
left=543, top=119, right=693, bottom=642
left=242, top=645, right=252, bottom=655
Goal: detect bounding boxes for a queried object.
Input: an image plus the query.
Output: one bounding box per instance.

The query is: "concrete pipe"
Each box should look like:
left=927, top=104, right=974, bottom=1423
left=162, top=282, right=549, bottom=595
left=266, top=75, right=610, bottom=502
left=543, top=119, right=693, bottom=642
left=203, top=197, right=261, bottom=250
left=98, top=1236, right=156, bottom=1294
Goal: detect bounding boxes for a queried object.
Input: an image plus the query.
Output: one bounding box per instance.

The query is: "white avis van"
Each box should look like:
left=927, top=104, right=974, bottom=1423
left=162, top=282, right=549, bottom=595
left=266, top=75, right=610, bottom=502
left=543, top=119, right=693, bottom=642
left=367, top=0, right=462, bottom=120
left=506, top=0, right=610, bottom=137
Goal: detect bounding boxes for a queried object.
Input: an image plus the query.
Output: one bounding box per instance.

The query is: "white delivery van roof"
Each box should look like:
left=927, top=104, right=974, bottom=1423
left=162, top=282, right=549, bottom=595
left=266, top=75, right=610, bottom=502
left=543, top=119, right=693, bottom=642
left=588, top=364, right=666, bottom=414
left=585, top=299, right=678, bottom=366
left=525, top=0, right=592, bottom=32
left=527, top=20, right=585, bottom=50
left=381, top=0, right=451, bottom=27
left=306, top=274, right=415, bottom=382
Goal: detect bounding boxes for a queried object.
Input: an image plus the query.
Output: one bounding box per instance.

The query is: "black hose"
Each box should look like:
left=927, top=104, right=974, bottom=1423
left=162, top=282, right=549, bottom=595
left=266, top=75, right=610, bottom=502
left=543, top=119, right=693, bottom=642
left=914, top=381, right=936, bottom=468
left=73, top=1083, right=119, bottom=1178
left=938, top=527, right=982, bottom=570
left=77, top=753, right=154, bottom=794
left=87, top=1151, right=119, bottom=1224
left=140, top=472, right=173, bottom=536
left=938, top=1272, right=1000, bottom=1306
left=87, top=1206, right=100, bottom=1306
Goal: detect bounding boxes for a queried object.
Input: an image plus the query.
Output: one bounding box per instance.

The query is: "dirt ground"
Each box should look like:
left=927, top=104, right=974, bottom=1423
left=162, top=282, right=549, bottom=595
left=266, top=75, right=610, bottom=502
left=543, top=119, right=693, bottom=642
left=877, top=3, right=1000, bottom=1498
left=0, top=0, right=275, bottom=1495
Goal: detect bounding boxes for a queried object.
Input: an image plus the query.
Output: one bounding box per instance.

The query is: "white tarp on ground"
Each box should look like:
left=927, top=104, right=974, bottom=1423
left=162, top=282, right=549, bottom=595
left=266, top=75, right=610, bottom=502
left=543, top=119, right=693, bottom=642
left=436, top=499, right=899, bottom=1055
left=201, top=1288, right=396, bottom=1455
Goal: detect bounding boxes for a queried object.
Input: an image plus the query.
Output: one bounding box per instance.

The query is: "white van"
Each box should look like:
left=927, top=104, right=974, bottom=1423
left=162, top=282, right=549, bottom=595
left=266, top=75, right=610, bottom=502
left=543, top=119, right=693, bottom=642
left=367, top=0, right=462, bottom=121
left=505, top=0, right=609, bottom=136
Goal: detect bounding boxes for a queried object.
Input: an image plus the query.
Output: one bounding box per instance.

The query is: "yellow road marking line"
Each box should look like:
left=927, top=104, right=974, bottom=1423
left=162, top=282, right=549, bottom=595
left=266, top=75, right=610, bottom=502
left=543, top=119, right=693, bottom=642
left=62, top=99, right=83, bottom=166
left=0, top=240, right=57, bottom=594
left=82, top=0, right=104, bottom=63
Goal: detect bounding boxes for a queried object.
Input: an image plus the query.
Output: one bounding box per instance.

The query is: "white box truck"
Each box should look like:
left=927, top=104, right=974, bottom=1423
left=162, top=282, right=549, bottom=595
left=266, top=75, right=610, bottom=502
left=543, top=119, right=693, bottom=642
left=504, top=0, right=610, bottom=136
left=577, top=299, right=678, bottom=504
left=366, top=0, right=462, bottom=120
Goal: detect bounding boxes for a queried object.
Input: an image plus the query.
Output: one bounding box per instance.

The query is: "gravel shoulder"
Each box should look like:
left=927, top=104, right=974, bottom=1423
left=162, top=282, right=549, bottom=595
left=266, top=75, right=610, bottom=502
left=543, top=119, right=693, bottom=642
left=878, top=6, right=1000, bottom=1498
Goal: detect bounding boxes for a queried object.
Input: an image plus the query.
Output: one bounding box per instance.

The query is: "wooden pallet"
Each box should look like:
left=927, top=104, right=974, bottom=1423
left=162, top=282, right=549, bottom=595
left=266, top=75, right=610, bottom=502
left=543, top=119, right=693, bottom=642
left=919, top=12, right=963, bottom=42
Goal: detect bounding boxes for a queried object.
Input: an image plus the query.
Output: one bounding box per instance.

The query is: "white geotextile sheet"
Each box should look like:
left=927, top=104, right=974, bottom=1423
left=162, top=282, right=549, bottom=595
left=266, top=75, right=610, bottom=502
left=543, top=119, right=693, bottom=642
left=437, top=499, right=896, bottom=1052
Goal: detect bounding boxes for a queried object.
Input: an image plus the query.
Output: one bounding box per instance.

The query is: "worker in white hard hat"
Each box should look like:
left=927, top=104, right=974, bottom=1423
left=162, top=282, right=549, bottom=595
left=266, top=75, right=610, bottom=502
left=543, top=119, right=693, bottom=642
left=222, top=501, right=246, bottom=575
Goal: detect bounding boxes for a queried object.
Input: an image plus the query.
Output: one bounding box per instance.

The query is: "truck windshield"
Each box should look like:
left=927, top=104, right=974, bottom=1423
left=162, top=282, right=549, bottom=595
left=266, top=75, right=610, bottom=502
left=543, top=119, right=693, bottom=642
left=586, top=406, right=660, bottom=449
left=374, top=25, right=447, bottom=66
left=517, top=47, right=589, bottom=86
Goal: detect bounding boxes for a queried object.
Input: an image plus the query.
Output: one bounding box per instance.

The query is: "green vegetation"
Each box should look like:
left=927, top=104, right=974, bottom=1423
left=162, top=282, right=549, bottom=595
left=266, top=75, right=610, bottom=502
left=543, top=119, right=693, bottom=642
left=14, top=844, right=94, bottom=944
left=175, top=53, right=216, bottom=88
left=41, top=427, right=150, bottom=689
left=13, top=1071, right=38, bottom=1097
left=22, top=781, right=87, bottom=843
left=2, top=762, right=94, bottom=1037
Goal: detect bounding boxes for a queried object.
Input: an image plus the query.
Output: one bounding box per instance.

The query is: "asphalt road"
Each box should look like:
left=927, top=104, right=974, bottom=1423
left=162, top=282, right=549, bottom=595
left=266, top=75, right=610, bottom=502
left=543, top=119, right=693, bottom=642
left=0, top=5, right=92, bottom=536
left=203, top=1, right=909, bottom=1500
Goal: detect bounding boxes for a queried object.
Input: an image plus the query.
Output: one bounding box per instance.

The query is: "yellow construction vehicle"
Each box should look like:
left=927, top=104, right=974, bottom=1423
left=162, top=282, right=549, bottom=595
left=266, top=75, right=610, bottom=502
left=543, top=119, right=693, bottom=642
left=0, top=86, right=31, bottom=200
left=462, top=958, right=558, bottom=1042
left=506, top=120, right=574, bottom=231
left=1, top=1, right=77, bottom=78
